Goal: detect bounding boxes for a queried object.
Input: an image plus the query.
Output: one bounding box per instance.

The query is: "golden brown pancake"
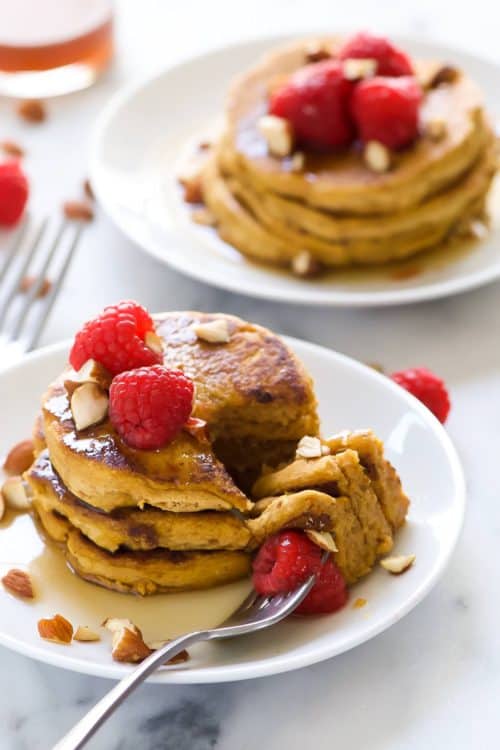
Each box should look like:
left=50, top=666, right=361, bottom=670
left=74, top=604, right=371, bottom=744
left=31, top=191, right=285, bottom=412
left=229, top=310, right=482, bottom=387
left=28, top=450, right=252, bottom=552
left=199, top=35, right=497, bottom=269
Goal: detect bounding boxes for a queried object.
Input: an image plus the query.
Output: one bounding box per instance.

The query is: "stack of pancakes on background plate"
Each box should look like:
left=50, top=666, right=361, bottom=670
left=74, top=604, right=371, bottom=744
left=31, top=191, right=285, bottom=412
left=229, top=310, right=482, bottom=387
left=25, top=312, right=409, bottom=595
left=201, top=37, right=497, bottom=269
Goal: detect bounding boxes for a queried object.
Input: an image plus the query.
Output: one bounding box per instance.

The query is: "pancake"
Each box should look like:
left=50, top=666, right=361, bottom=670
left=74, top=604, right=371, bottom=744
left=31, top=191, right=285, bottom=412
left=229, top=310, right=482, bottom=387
left=203, top=145, right=495, bottom=266
left=221, top=36, right=490, bottom=213
left=41, top=311, right=318, bottom=513
left=199, top=35, right=497, bottom=269
left=34, top=503, right=251, bottom=595
left=253, top=448, right=393, bottom=556
left=42, top=379, right=251, bottom=514
left=28, top=451, right=252, bottom=552
left=324, top=429, right=410, bottom=530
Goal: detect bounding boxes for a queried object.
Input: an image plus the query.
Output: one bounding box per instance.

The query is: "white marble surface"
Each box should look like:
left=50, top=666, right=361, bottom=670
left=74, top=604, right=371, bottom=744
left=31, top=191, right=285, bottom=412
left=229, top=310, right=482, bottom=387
left=1, top=1, right=500, bottom=748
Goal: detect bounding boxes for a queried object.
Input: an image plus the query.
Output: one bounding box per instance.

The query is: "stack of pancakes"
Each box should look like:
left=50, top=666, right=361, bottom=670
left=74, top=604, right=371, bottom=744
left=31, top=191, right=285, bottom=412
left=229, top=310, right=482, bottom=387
left=25, top=311, right=410, bottom=595
left=201, top=37, right=497, bottom=269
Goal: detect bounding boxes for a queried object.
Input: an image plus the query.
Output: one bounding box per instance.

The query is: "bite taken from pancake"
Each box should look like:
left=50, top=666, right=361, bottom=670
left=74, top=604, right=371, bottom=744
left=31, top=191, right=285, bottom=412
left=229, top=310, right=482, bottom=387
left=2, top=300, right=412, bottom=622
left=181, top=31, right=497, bottom=277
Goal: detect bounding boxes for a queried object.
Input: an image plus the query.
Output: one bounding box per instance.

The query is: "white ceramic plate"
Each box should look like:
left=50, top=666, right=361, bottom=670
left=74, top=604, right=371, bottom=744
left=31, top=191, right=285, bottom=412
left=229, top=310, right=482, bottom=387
left=90, top=35, right=500, bottom=307
left=0, top=337, right=465, bottom=683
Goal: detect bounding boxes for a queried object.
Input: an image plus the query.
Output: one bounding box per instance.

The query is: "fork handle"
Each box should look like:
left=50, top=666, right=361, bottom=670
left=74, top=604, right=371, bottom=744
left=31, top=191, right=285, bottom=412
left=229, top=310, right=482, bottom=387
left=53, top=631, right=208, bottom=750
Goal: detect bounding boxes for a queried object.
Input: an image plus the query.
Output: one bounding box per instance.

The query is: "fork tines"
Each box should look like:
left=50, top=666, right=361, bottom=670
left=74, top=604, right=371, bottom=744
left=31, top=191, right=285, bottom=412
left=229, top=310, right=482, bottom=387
left=0, top=217, right=82, bottom=354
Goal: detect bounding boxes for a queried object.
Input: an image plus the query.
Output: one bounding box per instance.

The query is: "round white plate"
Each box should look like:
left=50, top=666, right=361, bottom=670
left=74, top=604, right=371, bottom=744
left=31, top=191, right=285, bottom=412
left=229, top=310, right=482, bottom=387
left=0, top=337, right=465, bottom=683
left=90, top=34, right=500, bottom=307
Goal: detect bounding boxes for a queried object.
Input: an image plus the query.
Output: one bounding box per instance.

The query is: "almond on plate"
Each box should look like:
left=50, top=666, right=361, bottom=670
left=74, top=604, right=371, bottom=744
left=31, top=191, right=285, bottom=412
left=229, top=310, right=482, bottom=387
left=2, top=569, right=34, bottom=599
left=3, top=438, right=34, bottom=475
left=103, top=618, right=152, bottom=663
left=1, top=476, right=31, bottom=511
left=38, top=614, right=73, bottom=644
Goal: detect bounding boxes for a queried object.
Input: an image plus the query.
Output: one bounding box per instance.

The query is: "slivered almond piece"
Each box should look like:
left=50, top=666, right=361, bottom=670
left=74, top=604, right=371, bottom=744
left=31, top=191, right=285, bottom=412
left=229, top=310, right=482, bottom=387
left=193, top=318, right=230, bottom=344
left=258, top=115, right=294, bottom=158
left=305, top=530, right=338, bottom=553
left=145, top=330, right=164, bottom=356
left=148, top=641, right=190, bottom=665
left=103, top=618, right=152, bottom=663
left=74, top=625, right=100, bottom=642
left=304, top=42, right=332, bottom=63
left=1, top=476, right=31, bottom=511
left=64, top=359, right=112, bottom=396
left=291, top=250, right=322, bottom=278
left=178, top=169, right=204, bottom=204
left=380, top=554, right=415, bottom=575
left=38, top=614, right=73, bottom=644
left=296, top=435, right=324, bottom=459
left=343, top=58, right=377, bottom=80
left=70, top=382, right=109, bottom=431
left=183, top=416, right=209, bottom=443
left=3, top=438, right=34, bottom=475
left=364, top=141, right=391, bottom=173
left=2, top=569, right=34, bottom=598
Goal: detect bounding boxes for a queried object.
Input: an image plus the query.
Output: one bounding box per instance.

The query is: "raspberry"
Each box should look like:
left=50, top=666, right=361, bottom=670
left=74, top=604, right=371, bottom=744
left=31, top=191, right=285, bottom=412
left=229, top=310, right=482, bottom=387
left=390, top=367, right=451, bottom=423
left=295, top=557, right=348, bottom=615
left=252, top=530, right=323, bottom=596
left=109, top=365, right=194, bottom=450
left=351, top=76, right=422, bottom=149
left=269, top=60, right=355, bottom=149
left=338, top=31, right=413, bottom=77
left=69, top=301, right=162, bottom=376
left=0, top=161, right=29, bottom=227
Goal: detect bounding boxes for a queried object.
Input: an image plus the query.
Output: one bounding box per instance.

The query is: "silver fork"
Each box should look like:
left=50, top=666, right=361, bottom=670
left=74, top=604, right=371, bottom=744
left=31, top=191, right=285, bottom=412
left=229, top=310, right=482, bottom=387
left=0, top=217, right=83, bottom=363
left=54, top=553, right=328, bottom=750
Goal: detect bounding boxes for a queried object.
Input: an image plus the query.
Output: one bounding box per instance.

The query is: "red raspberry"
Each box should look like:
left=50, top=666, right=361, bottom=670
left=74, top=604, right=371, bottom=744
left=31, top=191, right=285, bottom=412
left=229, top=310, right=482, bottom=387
left=351, top=76, right=422, bottom=149
left=0, top=161, right=29, bottom=227
left=69, top=301, right=162, bottom=376
left=269, top=60, right=355, bottom=149
left=295, top=557, right=348, bottom=615
left=338, top=31, right=413, bottom=77
left=109, top=365, right=194, bottom=450
left=391, top=367, right=451, bottom=424
left=252, top=530, right=323, bottom=595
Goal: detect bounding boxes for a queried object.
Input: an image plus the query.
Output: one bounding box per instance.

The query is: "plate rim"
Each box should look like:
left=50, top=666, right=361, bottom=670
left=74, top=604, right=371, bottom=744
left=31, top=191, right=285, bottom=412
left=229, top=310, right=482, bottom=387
left=89, top=32, right=500, bottom=308
left=0, top=338, right=466, bottom=683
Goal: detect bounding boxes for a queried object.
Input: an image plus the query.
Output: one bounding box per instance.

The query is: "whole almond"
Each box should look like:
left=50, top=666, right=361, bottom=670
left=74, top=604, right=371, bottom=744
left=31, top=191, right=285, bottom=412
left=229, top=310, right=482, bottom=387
left=2, top=569, right=34, bottom=598
left=38, top=614, right=73, bottom=644
left=17, top=99, right=46, bottom=123
left=3, top=439, right=34, bottom=475
left=1, top=140, right=25, bottom=158
left=63, top=201, right=94, bottom=222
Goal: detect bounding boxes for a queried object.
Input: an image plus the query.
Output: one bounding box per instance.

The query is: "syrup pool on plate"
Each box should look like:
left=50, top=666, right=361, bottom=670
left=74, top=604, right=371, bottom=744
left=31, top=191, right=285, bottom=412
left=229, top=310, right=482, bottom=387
left=0, top=510, right=252, bottom=648
left=0, top=0, right=114, bottom=97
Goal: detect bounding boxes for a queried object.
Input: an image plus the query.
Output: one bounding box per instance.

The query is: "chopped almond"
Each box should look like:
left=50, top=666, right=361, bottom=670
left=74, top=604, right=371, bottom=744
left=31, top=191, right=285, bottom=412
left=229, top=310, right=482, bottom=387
left=70, top=382, right=109, bottom=431
left=1, top=476, right=31, bottom=512
left=103, top=618, right=152, bottom=663
left=193, top=318, right=230, bottom=343
left=291, top=251, right=322, bottom=278
left=74, top=625, right=100, bottom=642
left=2, top=568, right=34, bottom=598
left=38, top=614, right=73, bottom=644
left=305, top=530, right=338, bottom=553
left=296, top=435, right=326, bottom=459
left=258, top=115, right=294, bottom=158
left=364, top=141, right=391, bottom=173
left=380, top=553, right=416, bottom=574
left=83, top=179, right=95, bottom=201
left=149, top=641, right=190, bottom=665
